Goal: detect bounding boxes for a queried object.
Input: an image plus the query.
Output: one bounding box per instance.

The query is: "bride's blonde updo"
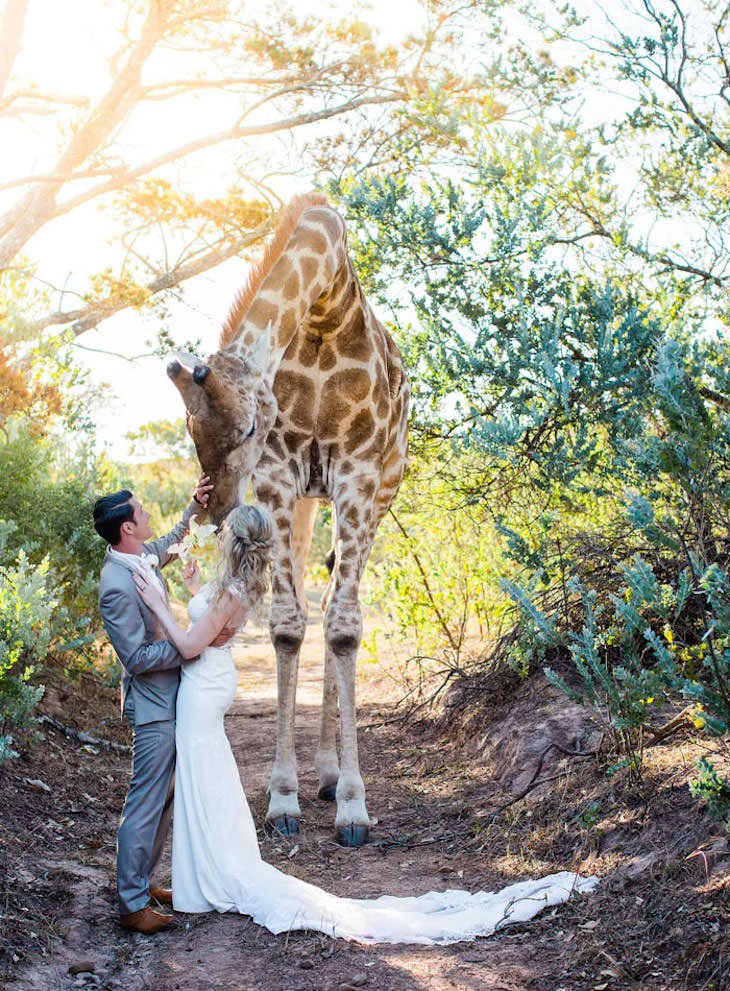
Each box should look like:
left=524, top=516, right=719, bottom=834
left=213, top=503, right=275, bottom=610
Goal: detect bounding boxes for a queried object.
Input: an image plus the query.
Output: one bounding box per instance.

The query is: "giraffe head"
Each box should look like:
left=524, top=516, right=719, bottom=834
left=167, top=328, right=277, bottom=523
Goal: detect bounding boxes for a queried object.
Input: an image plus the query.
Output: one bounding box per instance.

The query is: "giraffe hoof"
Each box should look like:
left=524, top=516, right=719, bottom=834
left=336, top=824, right=369, bottom=847
left=317, top=785, right=337, bottom=802
left=267, top=815, right=300, bottom=837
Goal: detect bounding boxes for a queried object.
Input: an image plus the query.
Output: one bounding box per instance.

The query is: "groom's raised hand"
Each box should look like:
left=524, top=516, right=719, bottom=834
left=192, top=473, right=213, bottom=509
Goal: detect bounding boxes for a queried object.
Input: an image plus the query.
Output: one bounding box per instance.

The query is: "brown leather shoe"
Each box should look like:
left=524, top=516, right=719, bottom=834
left=120, top=906, right=175, bottom=934
left=149, top=886, right=173, bottom=906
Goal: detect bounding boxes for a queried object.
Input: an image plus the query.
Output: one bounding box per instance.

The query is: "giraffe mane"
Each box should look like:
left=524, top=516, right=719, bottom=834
left=219, top=192, right=331, bottom=349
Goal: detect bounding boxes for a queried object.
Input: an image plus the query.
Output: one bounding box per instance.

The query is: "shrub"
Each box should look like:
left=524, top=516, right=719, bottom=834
left=0, top=532, right=59, bottom=765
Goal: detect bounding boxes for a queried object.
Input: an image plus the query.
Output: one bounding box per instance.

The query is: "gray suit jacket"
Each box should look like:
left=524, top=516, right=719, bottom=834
left=98, top=502, right=198, bottom=726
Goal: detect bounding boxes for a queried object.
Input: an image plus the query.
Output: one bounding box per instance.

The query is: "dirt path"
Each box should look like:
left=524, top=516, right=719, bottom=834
left=6, top=590, right=725, bottom=990
left=5, top=591, right=540, bottom=991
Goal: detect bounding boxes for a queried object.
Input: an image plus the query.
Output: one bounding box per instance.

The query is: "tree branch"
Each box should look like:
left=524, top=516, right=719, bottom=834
left=0, top=0, right=172, bottom=263
left=388, top=508, right=461, bottom=654
left=22, top=221, right=273, bottom=337
left=0, top=0, right=28, bottom=101
left=45, top=91, right=408, bottom=226
left=0, top=87, right=89, bottom=117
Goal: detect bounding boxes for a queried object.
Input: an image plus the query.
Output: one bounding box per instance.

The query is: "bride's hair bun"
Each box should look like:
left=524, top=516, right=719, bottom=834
left=229, top=505, right=251, bottom=540
left=227, top=503, right=274, bottom=550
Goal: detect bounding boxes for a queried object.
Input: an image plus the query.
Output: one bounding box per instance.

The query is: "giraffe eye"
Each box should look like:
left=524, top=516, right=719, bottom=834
left=234, top=417, right=256, bottom=443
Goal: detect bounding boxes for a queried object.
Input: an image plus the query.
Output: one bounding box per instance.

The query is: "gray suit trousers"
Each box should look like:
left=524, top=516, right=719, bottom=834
left=117, top=718, right=176, bottom=915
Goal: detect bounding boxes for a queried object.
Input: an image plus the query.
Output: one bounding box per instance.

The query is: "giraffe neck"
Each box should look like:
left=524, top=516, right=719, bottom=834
left=227, top=204, right=348, bottom=372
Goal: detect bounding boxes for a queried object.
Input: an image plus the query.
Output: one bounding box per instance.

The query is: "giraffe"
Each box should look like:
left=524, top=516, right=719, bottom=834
left=167, top=193, right=410, bottom=846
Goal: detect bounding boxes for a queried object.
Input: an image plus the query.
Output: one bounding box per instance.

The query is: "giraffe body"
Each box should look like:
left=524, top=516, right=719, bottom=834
left=167, top=194, right=409, bottom=845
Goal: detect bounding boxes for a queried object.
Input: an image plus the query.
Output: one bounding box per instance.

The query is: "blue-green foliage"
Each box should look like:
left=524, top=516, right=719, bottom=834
left=690, top=758, right=730, bottom=827
left=0, top=532, right=58, bottom=762
left=335, top=124, right=730, bottom=812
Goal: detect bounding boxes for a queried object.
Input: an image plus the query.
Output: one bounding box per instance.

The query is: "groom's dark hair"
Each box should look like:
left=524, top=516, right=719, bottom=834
left=93, top=489, right=134, bottom=545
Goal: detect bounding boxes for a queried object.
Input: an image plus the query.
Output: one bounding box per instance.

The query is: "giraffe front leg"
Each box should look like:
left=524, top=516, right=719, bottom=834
left=325, top=587, right=369, bottom=847
left=266, top=559, right=306, bottom=836
left=315, top=646, right=339, bottom=801
left=330, top=608, right=369, bottom=846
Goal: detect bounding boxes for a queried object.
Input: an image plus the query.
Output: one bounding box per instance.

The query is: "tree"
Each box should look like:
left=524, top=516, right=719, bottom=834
left=0, top=0, right=490, bottom=342
left=339, top=1, right=730, bottom=800
left=529, top=0, right=730, bottom=315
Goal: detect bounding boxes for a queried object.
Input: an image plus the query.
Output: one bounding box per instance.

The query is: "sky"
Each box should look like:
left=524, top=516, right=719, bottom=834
left=4, top=0, right=715, bottom=460
left=2, top=0, right=426, bottom=458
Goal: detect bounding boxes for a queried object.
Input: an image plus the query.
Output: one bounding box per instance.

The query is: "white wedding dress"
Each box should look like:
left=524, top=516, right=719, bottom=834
left=172, top=585, right=598, bottom=944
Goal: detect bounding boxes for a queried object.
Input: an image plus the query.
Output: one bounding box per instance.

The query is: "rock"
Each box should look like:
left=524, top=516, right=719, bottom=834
left=476, top=673, right=601, bottom=795
left=623, top=852, right=658, bottom=878
left=68, top=961, right=96, bottom=975
left=41, top=685, right=70, bottom=719
left=298, top=957, right=314, bottom=969
left=23, top=777, right=51, bottom=793
left=349, top=975, right=368, bottom=987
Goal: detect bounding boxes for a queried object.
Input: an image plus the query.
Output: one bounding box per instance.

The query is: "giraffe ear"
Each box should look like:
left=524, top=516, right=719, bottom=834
left=249, top=322, right=272, bottom=380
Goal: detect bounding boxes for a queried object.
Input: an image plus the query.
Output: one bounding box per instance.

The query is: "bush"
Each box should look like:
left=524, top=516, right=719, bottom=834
left=361, top=449, right=512, bottom=696
left=1, top=421, right=105, bottom=622
left=0, top=531, right=59, bottom=764
left=341, top=167, right=730, bottom=814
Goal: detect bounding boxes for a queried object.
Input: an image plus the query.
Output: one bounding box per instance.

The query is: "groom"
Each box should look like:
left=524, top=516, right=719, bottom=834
left=93, top=475, right=213, bottom=935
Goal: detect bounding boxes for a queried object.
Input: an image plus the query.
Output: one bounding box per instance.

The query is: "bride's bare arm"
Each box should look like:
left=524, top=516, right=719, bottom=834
left=133, top=575, right=240, bottom=659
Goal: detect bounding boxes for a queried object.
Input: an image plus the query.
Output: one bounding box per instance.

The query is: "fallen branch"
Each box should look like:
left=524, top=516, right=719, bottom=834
left=371, top=827, right=474, bottom=850
left=40, top=714, right=131, bottom=754
left=644, top=706, right=694, bottom=744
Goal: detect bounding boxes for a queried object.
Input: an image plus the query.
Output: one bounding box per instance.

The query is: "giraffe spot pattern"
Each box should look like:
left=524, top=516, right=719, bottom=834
left=335, top=309, right=371, bottom=362
left=344, top=409, right=376, bottom=454
left=298, top=335, right=320, bottom=368
left=275, top=372, right=315, bottom=430
left=344, top=504, right=360, bottom=528
left=300, top=256, right=318, bottom=285
left=316, top=394, right=352, bottom=438
left=297, top=230, right=328, bottom=256
left=284, top=430, right=309, bottom=453
left=283, top=271, right=301, bottom=301
left=319, top=345, right=337, bottom=371
left=247, top=296, right=279, bottom=330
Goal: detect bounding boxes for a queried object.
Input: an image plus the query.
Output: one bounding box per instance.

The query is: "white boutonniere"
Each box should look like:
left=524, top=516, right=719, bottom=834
left=140, top=552, right=159, bottom=571
left=168, top=515, right=218, bottom=565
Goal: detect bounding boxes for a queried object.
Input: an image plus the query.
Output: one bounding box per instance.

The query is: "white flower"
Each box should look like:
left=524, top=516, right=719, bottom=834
left=141, top=552, right=159, bottom=570
left=169, top=515, right=218, bottom=564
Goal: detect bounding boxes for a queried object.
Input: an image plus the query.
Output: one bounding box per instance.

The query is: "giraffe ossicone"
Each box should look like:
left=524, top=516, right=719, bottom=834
left=168, top=193, right=410, bottom=846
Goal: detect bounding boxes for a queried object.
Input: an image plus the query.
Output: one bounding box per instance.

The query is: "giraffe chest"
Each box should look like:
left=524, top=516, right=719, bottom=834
left=273, top=351, right=387, bottom=442
left=259, top=356, right=391, bottom=498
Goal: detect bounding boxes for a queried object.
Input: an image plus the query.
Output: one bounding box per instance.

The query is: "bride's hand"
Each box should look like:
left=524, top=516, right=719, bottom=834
left=134, top=573, right=165, bottom=613
left=183, top=560, right=202, bottom=596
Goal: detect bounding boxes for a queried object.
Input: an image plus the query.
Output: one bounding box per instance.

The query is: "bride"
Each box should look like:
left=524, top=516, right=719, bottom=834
left=134, top=503, right=597, bottom=945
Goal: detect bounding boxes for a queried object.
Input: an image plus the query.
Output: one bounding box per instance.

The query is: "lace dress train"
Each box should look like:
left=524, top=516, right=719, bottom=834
left=172, top=587, right=598, bottom=945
